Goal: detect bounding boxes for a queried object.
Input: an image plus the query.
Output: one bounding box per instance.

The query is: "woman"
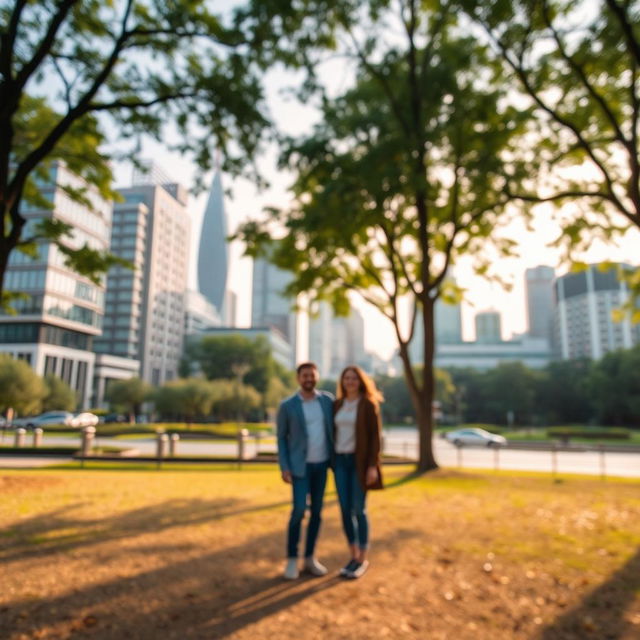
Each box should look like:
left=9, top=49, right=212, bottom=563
left=333, top=365, right=384, bottom=579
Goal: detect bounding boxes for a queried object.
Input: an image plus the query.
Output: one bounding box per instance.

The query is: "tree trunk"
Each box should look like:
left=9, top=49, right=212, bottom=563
left=397, top=298, right=438, bottom=472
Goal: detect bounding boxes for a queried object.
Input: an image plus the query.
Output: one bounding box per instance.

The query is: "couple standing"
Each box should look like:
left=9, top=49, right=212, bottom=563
left=277, top=361, right=384, bottom=580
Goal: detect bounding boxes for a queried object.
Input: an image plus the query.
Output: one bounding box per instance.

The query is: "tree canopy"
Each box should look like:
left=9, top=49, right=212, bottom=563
left=458, top=0, right=640, bottom=314
left=0, top=0, right=273, bottom=301
left=237, top=0, right=533, bottom=471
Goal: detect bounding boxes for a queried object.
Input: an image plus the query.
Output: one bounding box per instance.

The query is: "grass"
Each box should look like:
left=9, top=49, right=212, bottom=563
left=0, top=465, right=639, bottom=639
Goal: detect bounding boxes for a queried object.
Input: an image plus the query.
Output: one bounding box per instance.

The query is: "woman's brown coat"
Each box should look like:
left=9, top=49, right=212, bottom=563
left=334, top=396, right=384, bottom=491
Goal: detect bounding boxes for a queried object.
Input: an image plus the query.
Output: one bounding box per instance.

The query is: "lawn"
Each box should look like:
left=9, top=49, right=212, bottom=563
left=1, top=465, right=639, bottom=639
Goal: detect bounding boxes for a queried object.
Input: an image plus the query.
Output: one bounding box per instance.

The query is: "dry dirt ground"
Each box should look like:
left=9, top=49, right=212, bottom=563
left=0, top=464, right=639, bottom=640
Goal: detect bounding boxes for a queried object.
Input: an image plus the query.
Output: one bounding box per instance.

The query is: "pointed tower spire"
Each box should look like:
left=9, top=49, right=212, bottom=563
left=197, top=167, right=228, bottom=313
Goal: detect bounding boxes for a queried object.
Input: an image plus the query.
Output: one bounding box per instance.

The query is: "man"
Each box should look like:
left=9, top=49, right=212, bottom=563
left=277, top=362, right=334, bottom=579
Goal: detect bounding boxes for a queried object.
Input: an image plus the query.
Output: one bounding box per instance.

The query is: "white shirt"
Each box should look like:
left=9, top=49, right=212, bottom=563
left=299, top=392, right=329, bottom=463
left=335, top=397, right=360, bottom=454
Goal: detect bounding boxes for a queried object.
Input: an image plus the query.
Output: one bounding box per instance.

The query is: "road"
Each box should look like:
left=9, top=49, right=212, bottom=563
left=383, top=428, right=640, bottom=478
left=1, top=430, right=639, bottom=477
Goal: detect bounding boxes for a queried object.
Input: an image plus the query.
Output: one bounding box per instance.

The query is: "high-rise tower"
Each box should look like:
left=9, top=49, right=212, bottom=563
left=197, top=170, right=227, bottom=313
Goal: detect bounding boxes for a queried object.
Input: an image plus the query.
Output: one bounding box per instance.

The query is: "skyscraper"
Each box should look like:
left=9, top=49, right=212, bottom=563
left=308, top=302, right=367, bottom=378
left=475, top=310, right=502, bottom=344
left=197, top=170, right=228, bottom=314
left=554, top=263, right=638, bottom=360
left=525, top=265, right=555, bottom=342
left=251, top=257, right=297, bottom=364
left=0, top=161, right=111, bottom=407
left=95, top=162, right=191, bottom=386
left=408, top=294, right=464, bottom=365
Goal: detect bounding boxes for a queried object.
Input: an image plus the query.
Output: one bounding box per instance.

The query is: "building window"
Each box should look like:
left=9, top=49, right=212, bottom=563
left=44, top=355, right=58, bottom=375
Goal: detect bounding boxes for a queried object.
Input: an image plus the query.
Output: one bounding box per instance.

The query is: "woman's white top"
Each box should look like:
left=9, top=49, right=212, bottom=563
left=335, top=397, right=360, bottom=454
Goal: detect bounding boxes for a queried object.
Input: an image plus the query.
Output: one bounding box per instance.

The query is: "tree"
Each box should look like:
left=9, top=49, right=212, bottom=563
left=153, top=378, right=216, bottom=423
left=0, top=353, right=46, bottom=416
left=0, top=0, right=272, bottom=302
left=105, top=377, right=151, bottom=423
left=42, top=374, right=76, bottom=412
left=459, top=0, right=640, bottom=312
left=589, top=346, right=640, bottom=425
left=479, top=362, right=539, bottom=426
left=237, top=1, right=532, bottom=471
left=210, top=379, right=262, bottom=422
left=184, top=334, right=277, bottom=394
left=536, top=359, right=593, bottom=425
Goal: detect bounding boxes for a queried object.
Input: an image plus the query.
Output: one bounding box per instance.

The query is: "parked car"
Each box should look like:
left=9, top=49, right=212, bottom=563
left=444, top=427, right=507, bottom=447
left=102, top=413, right=128, bottom=424
left=70, top=412, right=100, bottom=428
left=13, top=411, right=74, bottom=429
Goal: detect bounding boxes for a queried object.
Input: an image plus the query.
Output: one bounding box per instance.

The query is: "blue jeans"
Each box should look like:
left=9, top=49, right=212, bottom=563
left=334, top=453, right=369, bottom=550
left=287, top=461, right=329, bottom=558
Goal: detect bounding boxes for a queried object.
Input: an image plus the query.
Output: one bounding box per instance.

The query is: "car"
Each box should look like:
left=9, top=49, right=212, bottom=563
left=102, top=413, right=128, bottom=424
left=70, top=412, right=100, bottom=428
left=13, top=411, right=74, bottom=429
left=444, top=427, right=507, bottom=447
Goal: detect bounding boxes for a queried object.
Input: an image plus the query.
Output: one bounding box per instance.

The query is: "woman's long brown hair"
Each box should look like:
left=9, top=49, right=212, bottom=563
left=337, top=365, right=384, bottom=405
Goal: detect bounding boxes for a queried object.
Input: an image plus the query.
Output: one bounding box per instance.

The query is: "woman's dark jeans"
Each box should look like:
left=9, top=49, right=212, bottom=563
left=334, top=453, right=369, bottom=550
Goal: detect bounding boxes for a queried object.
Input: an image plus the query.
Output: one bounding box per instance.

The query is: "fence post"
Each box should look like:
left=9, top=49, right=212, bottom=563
left=599, top=443, right=606, bottom=481
left=237, top=428, right=249, bottom=468
left=456, top=443, right=463, bottom=469
left=156, top=431, right=168, bottom=469
left=169, top=433, right=179, bottom=457
left=551, top=443, right=558, bottom=481
left=14, top=427, right=26, bottom=448
left=493, top=445, right=500, bottom=472
left=32, top=427, right=43, bottom=448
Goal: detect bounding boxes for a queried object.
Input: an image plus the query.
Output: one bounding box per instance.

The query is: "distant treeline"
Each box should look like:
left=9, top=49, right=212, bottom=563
left=325, top=345, right=640, bottom=428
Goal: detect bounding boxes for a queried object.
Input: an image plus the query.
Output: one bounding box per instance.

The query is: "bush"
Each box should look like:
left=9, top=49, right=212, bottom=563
left=546, top=427, right=630, bottom=440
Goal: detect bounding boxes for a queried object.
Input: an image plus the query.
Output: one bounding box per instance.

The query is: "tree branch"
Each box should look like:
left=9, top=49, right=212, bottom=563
left=14, top=0, right=80, bottom=91
left=0, top=0, right=28, bottom=80
left=605, top=0, right=640, bottom=67
left=541, top=0, right=626, bottom=144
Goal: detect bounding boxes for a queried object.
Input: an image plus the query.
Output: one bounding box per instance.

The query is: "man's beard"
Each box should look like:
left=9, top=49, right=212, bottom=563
left=300, top=381, right=315, bottom=392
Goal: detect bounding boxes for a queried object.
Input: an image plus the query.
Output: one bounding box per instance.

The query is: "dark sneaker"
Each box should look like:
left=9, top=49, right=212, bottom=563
left=339, top=559, right=359, bottom=577
left=346, top=560, right=369, bottom=579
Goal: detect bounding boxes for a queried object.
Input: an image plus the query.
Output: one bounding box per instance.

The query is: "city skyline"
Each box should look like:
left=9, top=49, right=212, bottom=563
left=115, top=143, right=640, bottom=361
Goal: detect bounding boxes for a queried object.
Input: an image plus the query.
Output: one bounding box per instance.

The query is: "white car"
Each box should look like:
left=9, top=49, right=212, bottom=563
left=70, top=412, right=100, bottom=428
left=13, top=411, right=74, bottom=429
left=444, top=427, right=507, bottom=447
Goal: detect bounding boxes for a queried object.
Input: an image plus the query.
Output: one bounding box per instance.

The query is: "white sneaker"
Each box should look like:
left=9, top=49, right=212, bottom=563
left=304, top=556, right=328, bottom=576
left=283, top=558, right=299, bottom=580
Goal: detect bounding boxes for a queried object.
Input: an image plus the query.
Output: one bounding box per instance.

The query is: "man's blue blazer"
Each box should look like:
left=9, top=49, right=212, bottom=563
left=276, top=391, right=334, bottom=478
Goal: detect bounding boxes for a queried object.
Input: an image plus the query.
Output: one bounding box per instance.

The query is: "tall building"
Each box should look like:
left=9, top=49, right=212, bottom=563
left=308, top=303, right=367, bottom=378
left=475, top=310, right=502, bottom=344
left=184, top=289, right=221, bottom=335
left=409, top=295, right=464, bottom=365
left=554, top=263, right=638, bottom=360
left=525, top=265, right=555, bottom=342
left=197, top=170, right=228, bottom=314
left=308, top=303, right=333, bottom=377
left=0, top=162, right=111, bottom=408
left=95, top=162, right=191, bottom=386
left=251, top=257, right=297, bottom=361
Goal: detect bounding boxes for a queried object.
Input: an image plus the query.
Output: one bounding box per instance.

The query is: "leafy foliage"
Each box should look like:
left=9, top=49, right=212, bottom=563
left=458, top=0, right=640, bottom=311
left=105, top=377, right=152, bottom=422
left=236, top=1, right=534, bottom=470
left=0, top=354, right=47, bottom=415
left=0, top=0, right=274, bottom=299
left=42, top=374, right=77, bottom=412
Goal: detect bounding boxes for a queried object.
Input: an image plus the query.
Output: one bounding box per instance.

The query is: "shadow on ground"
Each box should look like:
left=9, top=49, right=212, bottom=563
left=538, top=547, right=640, bottom=640
left=0, top=497, right=420, bottom=639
